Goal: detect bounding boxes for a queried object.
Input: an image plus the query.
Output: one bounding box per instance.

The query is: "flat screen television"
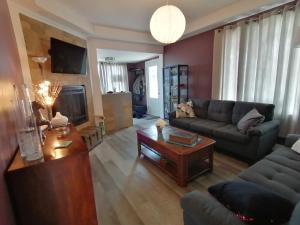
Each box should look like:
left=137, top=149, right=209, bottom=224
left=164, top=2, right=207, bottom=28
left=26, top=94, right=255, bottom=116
left=50, top=37, right=87, bottom=74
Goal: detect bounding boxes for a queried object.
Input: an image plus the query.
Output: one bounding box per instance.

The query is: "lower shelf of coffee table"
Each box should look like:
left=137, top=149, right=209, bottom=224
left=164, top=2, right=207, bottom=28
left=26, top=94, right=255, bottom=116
left=188, top=159, right=211, bottom=181
left=140, top=145, right=211, bottom=183
left=141, top=147, right=178, bottom=179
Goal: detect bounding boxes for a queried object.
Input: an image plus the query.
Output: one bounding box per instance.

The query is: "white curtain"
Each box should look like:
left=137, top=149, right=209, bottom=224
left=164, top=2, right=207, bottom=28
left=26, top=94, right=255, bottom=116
left=98, top=62, right=129, bottom=93
left=212, top=2, right=300, bottom=136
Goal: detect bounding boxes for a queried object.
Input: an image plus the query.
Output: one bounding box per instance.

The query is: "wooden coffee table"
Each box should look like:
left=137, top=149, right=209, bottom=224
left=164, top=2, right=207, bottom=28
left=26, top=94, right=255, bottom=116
left=136, top=126, right=216, bottom=186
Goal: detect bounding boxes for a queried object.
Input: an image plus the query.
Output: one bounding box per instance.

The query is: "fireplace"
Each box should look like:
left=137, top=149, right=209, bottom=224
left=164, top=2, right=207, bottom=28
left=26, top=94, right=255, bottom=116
left=53, top=85, right=88, bottom=126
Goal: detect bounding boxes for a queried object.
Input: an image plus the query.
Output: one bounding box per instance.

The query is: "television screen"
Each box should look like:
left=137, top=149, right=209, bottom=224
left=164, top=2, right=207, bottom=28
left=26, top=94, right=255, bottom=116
left=50, top=38, right=87, bottom=74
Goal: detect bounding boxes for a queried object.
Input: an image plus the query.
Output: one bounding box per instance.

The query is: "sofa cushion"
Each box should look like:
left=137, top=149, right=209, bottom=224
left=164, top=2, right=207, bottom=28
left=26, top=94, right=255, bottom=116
left=208, top=181, right=294, bottom=225
left=208, top=100, right=235, bottom=123
left=181, top=191, right=244, bottom=225
left=285, top=134, right=300, bottom=147
left=232, top=101, right=275, bottom=125
left=266, top=145, right=300, bottom=173
left=190, top=119, right=226, bottom=135
left=213, top=124, right=250, bottom=144
left=190, top=98, right=210, bottom=119
left=238, top=151, right=300, bottom=205
left=291, top=139, right=300, bottom=154
left=171, top=118, right=199, bottom=130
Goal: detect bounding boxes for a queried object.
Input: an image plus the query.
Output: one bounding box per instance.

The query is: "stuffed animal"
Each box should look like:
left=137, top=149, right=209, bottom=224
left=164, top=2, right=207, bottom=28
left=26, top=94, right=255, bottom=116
left=176, top=100, right=195, bottom=118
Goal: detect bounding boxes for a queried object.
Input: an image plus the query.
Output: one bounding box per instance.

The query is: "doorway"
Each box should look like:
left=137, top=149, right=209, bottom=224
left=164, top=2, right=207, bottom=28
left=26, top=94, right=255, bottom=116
left=145, top=56, right=163, bottom=117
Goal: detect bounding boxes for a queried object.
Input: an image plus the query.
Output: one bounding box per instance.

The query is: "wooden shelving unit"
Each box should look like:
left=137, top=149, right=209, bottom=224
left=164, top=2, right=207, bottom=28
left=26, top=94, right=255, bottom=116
left=163, top=65, right=189, bottom=119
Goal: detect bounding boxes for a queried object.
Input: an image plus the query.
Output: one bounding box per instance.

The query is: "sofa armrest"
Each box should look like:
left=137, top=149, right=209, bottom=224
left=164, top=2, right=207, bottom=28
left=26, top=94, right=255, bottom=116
left=285, top=134, right=300, bottom=147
left=248, top=120, right=280, bottom=136
left=181, top=191, right=243, bottom=225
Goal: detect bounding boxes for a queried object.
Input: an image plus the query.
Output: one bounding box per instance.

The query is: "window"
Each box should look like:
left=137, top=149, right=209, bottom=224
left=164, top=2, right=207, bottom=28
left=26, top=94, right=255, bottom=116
left=149, top=65, right=158, bottom=99
left=98, top=62, right=129, bottom=93
left=212, top=4, right=300, bottom=136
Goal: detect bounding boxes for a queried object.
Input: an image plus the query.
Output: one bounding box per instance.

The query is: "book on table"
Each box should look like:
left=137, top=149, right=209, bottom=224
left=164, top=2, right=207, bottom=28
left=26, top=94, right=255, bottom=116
left=169, top=129, right=198, bottom=145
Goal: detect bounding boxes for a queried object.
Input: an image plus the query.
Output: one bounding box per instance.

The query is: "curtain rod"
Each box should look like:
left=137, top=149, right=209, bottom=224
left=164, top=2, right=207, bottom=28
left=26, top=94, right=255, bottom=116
left=216, top=2, right=296, bottom=31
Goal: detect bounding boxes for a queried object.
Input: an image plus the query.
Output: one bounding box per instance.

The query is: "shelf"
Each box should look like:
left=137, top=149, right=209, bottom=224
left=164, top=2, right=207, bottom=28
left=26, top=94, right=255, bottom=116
left=188, top=159, right=210, bottom=180
left=140, top=146, right=211, bottom=182
left=163, top=64, right=189, bottom=118
left=141, top=147, right=178, bottom=179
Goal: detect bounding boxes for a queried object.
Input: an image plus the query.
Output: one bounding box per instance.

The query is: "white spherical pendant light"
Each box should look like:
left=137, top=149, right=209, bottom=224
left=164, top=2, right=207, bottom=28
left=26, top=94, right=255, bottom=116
left=150, top=5, right=186, bottom=44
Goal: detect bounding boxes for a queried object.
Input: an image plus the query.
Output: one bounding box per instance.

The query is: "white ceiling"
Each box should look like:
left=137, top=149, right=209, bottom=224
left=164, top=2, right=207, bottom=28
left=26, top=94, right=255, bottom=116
left=11, top=0, right=293, bottom=45
left=97, top=49, right=159, bottom=63
left=60, top=0, right=240, bottom=32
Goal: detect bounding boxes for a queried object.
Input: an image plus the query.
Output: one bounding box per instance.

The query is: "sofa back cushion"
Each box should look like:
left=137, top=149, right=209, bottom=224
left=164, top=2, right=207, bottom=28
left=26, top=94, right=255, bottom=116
left=190, top=98, right=209, bottom=118
left=232, top=101, right=275, bottom=124
left=207, top=100, right=235, bottom=123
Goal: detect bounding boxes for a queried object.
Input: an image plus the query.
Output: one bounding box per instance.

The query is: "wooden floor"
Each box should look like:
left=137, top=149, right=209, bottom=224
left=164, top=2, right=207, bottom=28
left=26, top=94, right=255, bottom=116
left=90, top=118, right=248, bottom=225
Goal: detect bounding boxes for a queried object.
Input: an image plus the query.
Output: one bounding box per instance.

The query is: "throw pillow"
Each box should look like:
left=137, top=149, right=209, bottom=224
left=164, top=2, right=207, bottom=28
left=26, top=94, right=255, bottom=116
left=176, top=101, right=195, bottom=118
left=208, top=181, right=294, bottom=225
left=237, top=108, right=265, bottom=134
left=291, top=139, right=300, bottom=154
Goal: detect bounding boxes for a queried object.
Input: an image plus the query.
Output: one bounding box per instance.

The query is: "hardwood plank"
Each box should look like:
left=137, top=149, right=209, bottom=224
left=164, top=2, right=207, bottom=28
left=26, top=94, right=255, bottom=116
left=90, top=118, right=248, bottom=225
left=91, top=155, right=145, bottom=225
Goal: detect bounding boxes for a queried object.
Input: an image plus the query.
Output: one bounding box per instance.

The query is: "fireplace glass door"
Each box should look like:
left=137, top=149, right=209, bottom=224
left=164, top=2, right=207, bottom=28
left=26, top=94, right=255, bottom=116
left=53, top=85, right=88, bottom=126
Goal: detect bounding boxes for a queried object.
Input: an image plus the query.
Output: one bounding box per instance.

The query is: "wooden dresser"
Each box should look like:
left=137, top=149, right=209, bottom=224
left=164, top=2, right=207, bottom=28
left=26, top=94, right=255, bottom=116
left=6, top=125, right=98, bottom=225
left=102, top=92, right=133, bottom=134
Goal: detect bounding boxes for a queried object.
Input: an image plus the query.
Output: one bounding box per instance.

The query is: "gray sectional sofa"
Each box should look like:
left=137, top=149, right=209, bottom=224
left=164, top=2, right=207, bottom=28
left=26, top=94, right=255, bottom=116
left=169, top=99, right=280, bottom=162
left=181, top=134, right=300, bottom=225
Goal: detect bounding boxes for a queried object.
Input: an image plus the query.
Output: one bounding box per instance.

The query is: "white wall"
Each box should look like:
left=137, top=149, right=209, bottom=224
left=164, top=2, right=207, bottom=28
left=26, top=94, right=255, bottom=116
left=8, top=1, right=33, bottom=96
left=87, top=38, right=163, bottom=116
left=7, top=0, right=87, bottom=98
left=8, top=0, right=164, bottom=119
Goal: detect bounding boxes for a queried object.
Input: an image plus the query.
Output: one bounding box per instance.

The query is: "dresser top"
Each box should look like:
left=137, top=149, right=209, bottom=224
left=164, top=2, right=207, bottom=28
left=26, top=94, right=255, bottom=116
left=7, top=124, right=87, bottom=172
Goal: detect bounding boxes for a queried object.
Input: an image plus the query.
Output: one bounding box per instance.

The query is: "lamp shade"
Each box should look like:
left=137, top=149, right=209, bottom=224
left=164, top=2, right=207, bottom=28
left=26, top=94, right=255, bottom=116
left=150, top=5, right=186, bottom=44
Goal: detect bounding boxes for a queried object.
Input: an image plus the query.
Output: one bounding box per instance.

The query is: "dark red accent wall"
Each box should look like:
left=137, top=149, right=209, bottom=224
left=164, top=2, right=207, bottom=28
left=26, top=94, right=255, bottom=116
left=0, top=0, right=23, bottom=224
left=164, top=30, right=214, bottom=99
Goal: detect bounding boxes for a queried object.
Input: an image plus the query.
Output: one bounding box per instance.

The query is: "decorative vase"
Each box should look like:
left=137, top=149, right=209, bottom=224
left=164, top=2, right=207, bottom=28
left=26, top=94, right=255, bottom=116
left=14, top=85, right=44, bottom=162
left=156, top=126, right=163, bottom=140
left=50, top=112, right=68, bottom=128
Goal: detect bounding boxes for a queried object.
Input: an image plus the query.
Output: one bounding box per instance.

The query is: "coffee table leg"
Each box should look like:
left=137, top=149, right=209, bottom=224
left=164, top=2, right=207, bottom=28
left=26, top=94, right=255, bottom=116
left=178, top=156, right=188, bottom=187
left=137, top=139, right=142, bottom=157
left=209, top=147, right=213, bottom=172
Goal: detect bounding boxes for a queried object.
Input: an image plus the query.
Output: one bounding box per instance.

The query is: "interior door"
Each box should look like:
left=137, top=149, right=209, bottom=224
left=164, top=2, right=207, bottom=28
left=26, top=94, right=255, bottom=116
left=146, top=58, right=162, bottom=117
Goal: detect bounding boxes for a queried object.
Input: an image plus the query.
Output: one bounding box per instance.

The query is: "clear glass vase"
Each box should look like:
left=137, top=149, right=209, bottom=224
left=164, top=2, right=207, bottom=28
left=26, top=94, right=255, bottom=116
left=14, top=85, right=44, bottom=162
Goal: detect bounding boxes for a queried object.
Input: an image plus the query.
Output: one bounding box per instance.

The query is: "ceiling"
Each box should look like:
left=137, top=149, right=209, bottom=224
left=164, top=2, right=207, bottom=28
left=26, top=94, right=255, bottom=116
left=11, top=0, right=293, bottom=45
left=97, top=49, right=159, bottom=63
left=60, top=0, right=240, bottom=32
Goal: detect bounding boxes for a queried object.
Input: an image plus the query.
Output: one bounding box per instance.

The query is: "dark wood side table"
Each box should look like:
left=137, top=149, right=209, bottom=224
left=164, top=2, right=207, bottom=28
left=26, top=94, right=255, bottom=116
left=6, top=124, right=98, bottom=225
left=137, top=126, right=215, bottom=187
